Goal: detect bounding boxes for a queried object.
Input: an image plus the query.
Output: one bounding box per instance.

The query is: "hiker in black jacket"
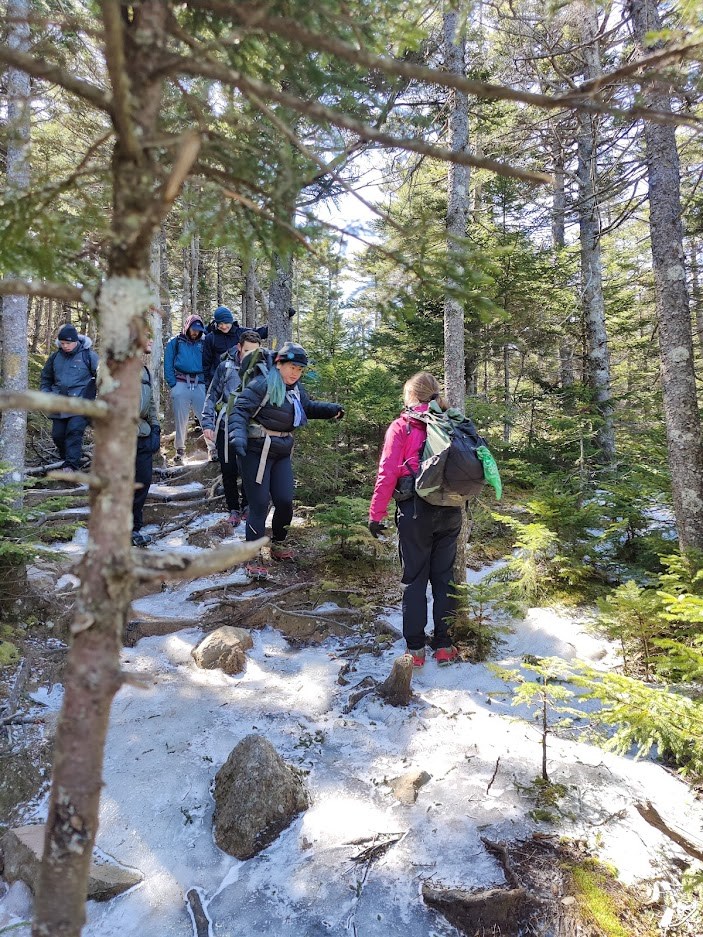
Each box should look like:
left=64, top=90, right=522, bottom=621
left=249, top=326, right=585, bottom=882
left=228, top=341, right=343, bottom=578
left=202, top=330, right=263, bottom=527
left=132, top=339, right=161, bottom=547
left=39, top=324, right=99, bottom=471
left=202, top=306, right=270, bottom=386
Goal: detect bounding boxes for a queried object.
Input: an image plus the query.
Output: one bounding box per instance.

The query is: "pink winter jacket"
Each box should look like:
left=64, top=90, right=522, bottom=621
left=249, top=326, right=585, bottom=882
left=369, top=405, right=428, bottom=522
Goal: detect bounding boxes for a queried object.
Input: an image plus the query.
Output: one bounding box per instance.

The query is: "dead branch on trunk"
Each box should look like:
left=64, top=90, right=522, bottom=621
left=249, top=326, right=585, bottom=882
left=634, top=800, right=703, bottom=862
left=0, top=278, right=96, bottom=306
left=0, top=389, right=108, bottom=419
left=46, top=469, right=102, bottom=489
left=132, top=536, right=268, bottom=581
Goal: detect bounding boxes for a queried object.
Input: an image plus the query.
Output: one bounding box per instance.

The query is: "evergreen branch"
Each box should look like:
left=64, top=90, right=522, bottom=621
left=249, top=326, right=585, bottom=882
left=0, top=390, right=109, bottom=420
left=220, top=188, right=313, bottom=249
left=166, top=57, right=552, bottom=185
left=128, top=131, right=202, bottom=257
left=0, top=279, right=96, bottom=306
left=132, top=536, right=269, bottom=581
left=579, top=41, right=703, bottom=95
left=0, top=45, right=112, bottom=112
left=180, top=2, right=701, bottom=129
left=238, top=84, right=405, bottom=233
left=100, top=0, right=141, bottom=160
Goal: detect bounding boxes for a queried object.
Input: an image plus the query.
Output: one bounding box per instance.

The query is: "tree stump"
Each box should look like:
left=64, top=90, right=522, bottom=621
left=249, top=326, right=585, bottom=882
left=378, top=654, right=413, bottom=707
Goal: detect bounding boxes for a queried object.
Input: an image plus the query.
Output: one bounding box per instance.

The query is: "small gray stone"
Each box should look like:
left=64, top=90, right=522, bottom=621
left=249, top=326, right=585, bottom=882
left=213, top=734, right=309, bottom=859
left=389, top=770, right=432, bottom=804
left=191, top=626, right=253, bottom=675
left=0, top=825, right=143, bottom=901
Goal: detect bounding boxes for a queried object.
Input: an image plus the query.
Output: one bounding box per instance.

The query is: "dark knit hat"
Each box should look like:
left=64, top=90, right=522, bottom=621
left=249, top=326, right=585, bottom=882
left=214, top=306, right=235, bottom=324
left=275, top=341, right=308, bottom=367
left=58, top=324, right=79, bottom=343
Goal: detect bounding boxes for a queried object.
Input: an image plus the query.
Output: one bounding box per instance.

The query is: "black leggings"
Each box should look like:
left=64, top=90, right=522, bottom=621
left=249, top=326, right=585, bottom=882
left=216, top=427, right=246, bottom=513
left=133, top=436, right=153, bottom=532
left=238, top=448, right=294, bottom=543
left=396, top=497, right=463, bottom=651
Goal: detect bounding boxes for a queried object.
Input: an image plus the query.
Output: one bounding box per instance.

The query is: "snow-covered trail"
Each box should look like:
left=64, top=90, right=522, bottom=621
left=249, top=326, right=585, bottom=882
left=4, top=587, right=700, bottom=937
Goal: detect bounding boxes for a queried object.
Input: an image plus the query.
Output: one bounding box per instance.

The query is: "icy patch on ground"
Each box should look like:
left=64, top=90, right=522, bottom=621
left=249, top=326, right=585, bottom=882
left=6, top=607, right=689, bottom=937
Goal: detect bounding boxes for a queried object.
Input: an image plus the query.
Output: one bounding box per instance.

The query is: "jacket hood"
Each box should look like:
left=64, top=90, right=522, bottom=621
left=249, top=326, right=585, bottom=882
left=403, top=402, right=429, bottom=427
left=54, top=334, right=93, bottom=351
left=182, top=315, right=205, bottom=337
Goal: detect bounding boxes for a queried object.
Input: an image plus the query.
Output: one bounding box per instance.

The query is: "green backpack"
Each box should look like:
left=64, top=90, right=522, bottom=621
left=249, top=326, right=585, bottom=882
left=412, top=400, right=502, bottom=506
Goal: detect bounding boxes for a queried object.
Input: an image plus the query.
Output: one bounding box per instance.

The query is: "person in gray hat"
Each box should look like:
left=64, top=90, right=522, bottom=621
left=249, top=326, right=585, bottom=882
left=39, top=324, right=99, bottom=470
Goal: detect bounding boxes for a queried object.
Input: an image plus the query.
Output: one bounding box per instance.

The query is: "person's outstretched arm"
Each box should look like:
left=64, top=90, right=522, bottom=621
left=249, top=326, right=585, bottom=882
left=299, top=384, right=344, bottom=420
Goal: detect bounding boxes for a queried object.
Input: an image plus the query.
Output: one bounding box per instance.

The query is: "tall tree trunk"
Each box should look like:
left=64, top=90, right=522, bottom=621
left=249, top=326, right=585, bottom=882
left=32, top=3, right=168, bottom=933
left=243, top=261, right=257, bottom=328
left=576, top=6, right=615, bottom=464
left=181, top=245, right=190, bottom=323
left=443, top=10, right=469, bottom=583
left=0, top=0, right=30, bottom=491
left=190, top=233, right=199, bottom=319
left=30, top=297, right=42, bottom=353
left=216, top=247, right=224, bottom=306
left=149, top=237, right=163, bottom=416
left=443, top=10, right=468, bottom=410
left=159, top=224, right=172, bottom=342
left=268, top=253, right=293, bottom=349
left=690, top=238, right=703, bottom=357
left=552, top=143, right=574, bottom=388
left=628, top=0, right=703, bottom=550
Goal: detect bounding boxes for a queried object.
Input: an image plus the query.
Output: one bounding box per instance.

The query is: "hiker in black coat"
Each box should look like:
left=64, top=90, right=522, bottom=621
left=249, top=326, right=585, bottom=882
left=132, top=339, right=161, bottom=547
left=202, top=331, right=264, bottom=526
left=39, top=324, right=99, bottom=470
left=228, top=342, right=343, bottom=570
left=202, top=306, right=270, bottom=385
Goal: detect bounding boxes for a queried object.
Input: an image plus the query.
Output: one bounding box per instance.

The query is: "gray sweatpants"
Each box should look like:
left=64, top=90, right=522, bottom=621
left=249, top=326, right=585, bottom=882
left=171, top=380, right=207, bottom=451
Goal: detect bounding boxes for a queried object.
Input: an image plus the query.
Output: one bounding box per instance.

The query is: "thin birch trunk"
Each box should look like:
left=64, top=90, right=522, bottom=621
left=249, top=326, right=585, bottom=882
left=576, top=4, right=615, bottom=463
left=268, top=253, right=293, bottom=348
left=190, top=233, right=199, bottom=320
left=243, top=261, right=257, bottom=328
left=552, top=144, right=574, bottom=388
left=216, top=247, right=224, bottom=306
left=628, top=0, right=703, bottom=550
left=443, top=9, right=469, bottom=584
left=149, top=237, right=163, bottom=416
left=0, top=0, right=30, bottom=491
left=160, top=224, right=172, bottom=341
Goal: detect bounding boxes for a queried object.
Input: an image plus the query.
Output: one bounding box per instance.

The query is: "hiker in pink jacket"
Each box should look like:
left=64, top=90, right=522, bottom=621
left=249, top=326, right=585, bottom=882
left=369, top=372, right=462, bottom=668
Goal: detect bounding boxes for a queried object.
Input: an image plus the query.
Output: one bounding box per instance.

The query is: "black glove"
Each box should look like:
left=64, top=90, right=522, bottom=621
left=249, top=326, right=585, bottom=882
left=234, top=442, right=247, bottom=459
left=150, top=424, right=161, bottom=454
left=368, top=520, right=386, bottom=539
left=287, top=306, right=297, bottom=318
left=334, top=406, right=345, bottom=421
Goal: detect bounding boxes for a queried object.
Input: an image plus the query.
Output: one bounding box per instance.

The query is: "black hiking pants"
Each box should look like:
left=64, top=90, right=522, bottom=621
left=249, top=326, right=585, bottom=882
left=216, top=426, right=247, bottom=514
left=396, top=497, right=463, bottom=651
left=132, top=436, right=153, bottom=532
left=238, top=448, right=294, bottom=543
left=51, top=416, right=89, bottom=470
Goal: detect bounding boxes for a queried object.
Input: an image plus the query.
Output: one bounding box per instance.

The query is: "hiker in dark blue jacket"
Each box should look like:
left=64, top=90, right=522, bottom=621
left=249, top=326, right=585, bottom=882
left=39, top=324, right=99, bottom=471
left=202, top=306, right=271, bottom=386
left=202, top=330, right=263, bottom=527
left=228, top=341, right=344, bottom=579
left=164, top=315, right=207, bottom=464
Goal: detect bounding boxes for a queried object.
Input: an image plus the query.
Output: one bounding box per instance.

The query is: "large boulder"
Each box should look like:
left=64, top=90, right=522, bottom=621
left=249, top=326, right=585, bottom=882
left=191, top=627, right=254, bottom=675
left=213, top=735, right=309, bottom=859
left=0, top=825, right=142, bottom=901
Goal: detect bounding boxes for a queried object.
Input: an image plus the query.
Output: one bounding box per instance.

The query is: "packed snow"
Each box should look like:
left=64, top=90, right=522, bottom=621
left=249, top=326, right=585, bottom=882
left=2, top=569, right=701, bottom=936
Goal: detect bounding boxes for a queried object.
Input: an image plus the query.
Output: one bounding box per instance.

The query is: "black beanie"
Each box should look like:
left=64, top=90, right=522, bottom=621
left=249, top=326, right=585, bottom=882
left=58, top=324, right=79, bottom=343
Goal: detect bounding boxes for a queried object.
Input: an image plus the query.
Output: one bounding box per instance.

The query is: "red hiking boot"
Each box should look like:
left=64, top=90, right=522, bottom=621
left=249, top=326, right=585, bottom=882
left=271, top=543, right=295, bottom=561
left=244, top=560, right=269, bottom=581
left=406, top=647, right=426, bottom=668
left=433, top=646, right=459, bottom=667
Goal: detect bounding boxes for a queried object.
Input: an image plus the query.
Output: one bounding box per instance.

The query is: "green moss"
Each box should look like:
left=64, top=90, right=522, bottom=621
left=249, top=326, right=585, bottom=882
left=570, top=860, right=646, bottom=937
left=0, top=640, right=20, bottom=666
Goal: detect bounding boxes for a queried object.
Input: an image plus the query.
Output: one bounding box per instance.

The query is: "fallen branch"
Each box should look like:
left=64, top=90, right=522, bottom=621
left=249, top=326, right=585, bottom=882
left=486, top=757, right=501, bottom=795
left=634, top=800, right=703, bottom=862
left=185, top=887, right=212, bottom=937
left=133, top=536, right=268, bottom=581
left=46, top=469, right=102, bottom=488
left=0, top=389, right=108, bottom=419
left=147, top=487, right=206, bottom=502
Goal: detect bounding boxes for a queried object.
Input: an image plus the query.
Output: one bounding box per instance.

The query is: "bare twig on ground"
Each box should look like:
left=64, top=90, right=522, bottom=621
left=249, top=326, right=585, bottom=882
left=486, top=757, right=501, bottom=794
